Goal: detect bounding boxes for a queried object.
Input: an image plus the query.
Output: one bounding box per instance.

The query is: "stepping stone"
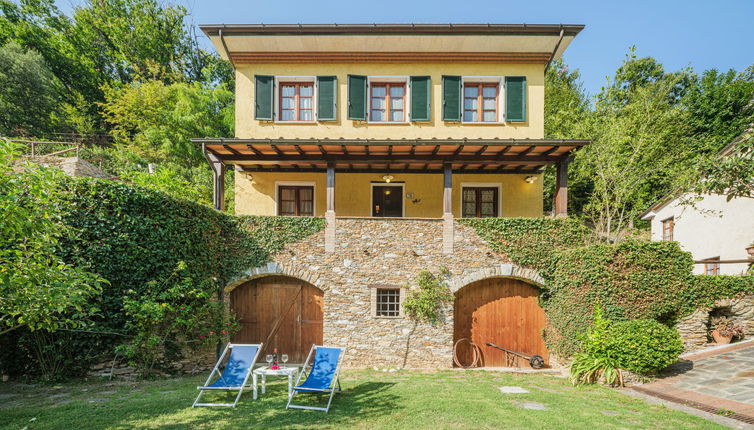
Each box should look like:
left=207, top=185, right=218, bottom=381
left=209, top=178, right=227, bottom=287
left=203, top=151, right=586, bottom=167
left=514, top=401, right=547, bottom=410
left=499, top=386, right=529, bottom=394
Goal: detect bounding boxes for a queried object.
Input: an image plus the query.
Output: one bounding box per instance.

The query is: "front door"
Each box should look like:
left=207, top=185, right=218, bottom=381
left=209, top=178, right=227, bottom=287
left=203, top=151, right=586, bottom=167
left=372, top=185, right=403, bottom=217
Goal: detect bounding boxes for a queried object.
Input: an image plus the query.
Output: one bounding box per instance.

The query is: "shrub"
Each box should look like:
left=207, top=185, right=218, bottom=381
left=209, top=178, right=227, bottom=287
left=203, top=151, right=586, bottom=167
left=606, top=319, right=683, bottom=375
left=403, top=269, right=454, bottom=323
left=570, top=307, right=622, bottom=386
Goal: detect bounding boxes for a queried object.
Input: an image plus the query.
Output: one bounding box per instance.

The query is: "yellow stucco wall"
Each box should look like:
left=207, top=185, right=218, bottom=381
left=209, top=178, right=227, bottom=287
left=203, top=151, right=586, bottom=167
left=234, top=63, right=544, bottom=140
left=235, top=171, right=543, bottom=218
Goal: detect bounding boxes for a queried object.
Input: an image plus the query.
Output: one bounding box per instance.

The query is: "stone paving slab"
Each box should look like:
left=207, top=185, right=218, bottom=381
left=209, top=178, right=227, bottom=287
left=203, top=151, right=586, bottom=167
left=632, top=343, right=754, bottom=426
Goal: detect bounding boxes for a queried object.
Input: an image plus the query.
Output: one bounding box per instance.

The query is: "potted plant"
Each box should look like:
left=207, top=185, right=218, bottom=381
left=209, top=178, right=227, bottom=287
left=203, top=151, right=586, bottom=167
left=710, top=317, right=745, bottom=344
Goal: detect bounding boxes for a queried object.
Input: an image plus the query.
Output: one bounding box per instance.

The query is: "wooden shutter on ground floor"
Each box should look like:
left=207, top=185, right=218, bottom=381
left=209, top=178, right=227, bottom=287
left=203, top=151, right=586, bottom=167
left=317, top=76, right=337, bottom=121
left=254, top=75, right=274, bottom=120
left=442, top=75, right=462, bottom=121
left=505, top=76, right=527, bottom=122
left=348, top=74, right=367, bottom=120
left=410, top=76, right=431, bottom=122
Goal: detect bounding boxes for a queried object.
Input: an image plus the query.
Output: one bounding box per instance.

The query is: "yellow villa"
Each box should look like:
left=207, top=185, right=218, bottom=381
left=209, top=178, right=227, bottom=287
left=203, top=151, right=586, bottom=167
left=195, top=23, right=588, bottom=368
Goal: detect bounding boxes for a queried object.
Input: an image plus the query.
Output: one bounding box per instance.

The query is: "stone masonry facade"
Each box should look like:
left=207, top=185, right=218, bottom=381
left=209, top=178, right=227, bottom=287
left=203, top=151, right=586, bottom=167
left=676, top=295, right=754, bottom=352
left=225, top=218, right=545, bottom=369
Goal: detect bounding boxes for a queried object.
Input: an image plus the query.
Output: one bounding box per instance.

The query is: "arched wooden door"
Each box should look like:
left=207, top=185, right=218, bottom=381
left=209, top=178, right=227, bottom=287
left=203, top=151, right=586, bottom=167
left=453, top=278, right=548, bottom=367
left=230, top=276, right=323, bottom=364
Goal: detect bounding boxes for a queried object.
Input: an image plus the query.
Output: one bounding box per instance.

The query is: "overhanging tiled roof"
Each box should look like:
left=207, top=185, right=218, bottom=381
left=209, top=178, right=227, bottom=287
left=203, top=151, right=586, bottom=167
left=194, top=138, right=588, bottom=174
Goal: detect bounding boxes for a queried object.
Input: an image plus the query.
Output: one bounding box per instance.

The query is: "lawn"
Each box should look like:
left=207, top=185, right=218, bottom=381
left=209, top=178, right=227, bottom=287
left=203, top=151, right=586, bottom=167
left=0, top=369, right=723, bottom=429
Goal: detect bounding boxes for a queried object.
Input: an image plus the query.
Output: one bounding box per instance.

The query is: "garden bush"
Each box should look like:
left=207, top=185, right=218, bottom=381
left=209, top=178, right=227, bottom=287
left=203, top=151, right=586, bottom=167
left=606, top=319, right=683, bottom=375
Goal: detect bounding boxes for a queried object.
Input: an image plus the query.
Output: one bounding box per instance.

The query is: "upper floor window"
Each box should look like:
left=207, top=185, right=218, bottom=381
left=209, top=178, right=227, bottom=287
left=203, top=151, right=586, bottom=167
left=661, top=217, right=674, bottom=241
left=279, top=82, right=314, bottom=121
left=704, top=257, right=720, bottom=275
left=463, top=83, right=498, bottom=122
left=370, top=82, right=406, bottom=122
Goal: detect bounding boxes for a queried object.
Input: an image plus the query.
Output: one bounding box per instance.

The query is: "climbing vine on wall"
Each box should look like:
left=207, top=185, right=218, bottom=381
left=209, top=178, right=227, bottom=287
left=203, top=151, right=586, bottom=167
left=461, top=218, right=754, bottom=357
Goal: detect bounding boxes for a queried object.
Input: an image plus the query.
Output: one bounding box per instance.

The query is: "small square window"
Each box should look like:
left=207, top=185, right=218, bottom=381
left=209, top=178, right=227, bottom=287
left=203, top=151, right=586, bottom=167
left=375, top=288, right=401, bottom=317
left=704, top=257, right=720, bottom=275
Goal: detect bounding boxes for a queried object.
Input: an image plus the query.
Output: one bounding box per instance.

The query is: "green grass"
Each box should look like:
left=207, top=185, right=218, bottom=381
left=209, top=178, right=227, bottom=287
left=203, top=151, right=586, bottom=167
left=0, top=370, right=723, bottom=429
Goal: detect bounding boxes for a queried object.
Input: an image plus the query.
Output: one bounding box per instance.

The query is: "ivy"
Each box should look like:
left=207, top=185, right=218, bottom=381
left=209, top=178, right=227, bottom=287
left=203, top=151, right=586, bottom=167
left=3, top=176, right=325, bottom=379
left=238, top=215, right=326, bottom=256
left=462, top=218, right=754, bottom=357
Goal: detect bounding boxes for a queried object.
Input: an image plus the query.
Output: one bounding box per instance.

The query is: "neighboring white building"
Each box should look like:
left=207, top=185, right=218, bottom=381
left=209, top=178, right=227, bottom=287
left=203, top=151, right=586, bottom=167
left=641, top=130, right=754, bottom=275
left=640, top=194, right=754, bottom=275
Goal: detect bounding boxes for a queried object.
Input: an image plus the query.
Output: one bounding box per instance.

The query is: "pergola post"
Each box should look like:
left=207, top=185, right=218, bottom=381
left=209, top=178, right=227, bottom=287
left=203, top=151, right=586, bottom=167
left=442, top=163, right=454, bottom=254
left=325, top=162, right=336, bottom=253
left=553, top=156, right=571, bottom=217
left=205, top=147, right=225, bottom=212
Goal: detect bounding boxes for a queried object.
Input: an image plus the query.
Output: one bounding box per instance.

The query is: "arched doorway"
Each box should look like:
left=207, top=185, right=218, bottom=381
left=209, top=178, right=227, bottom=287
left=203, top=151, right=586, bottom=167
left=230, top=275, right=323, bottom=364
left=453, top=277, right=548, bottom=367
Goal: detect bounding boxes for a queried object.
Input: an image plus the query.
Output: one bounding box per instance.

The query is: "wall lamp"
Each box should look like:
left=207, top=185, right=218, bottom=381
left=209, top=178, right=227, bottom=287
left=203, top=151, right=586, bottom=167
left=382, top=175, right=394, bottom=183
left=524, top=176, right=537, bottom=184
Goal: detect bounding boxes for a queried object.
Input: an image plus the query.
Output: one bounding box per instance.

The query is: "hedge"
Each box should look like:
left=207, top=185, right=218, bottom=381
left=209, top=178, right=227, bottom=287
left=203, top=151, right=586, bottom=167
left=1, top=177, right=325, bottom=378
left=461, top=218, right=754, bottom=357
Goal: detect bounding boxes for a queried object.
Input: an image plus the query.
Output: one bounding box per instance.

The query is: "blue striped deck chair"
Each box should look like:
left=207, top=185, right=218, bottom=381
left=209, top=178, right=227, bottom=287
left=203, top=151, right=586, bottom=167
left=286, top=345, right=345, bottom=413
left=193, top=343, right=262, bottom=407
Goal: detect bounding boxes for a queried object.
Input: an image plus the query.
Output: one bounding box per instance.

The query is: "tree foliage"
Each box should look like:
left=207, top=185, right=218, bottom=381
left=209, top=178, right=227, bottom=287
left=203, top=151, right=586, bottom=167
left=0, top=139, right=103, bottom=336
left=0, top=42, right=62, bottom=135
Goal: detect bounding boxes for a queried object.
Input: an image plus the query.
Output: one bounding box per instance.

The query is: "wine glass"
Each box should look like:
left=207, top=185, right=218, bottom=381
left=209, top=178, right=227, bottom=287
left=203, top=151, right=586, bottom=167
left=265, top=354, right=273, bottom=368
left=281, top=354, right=289, bottom=368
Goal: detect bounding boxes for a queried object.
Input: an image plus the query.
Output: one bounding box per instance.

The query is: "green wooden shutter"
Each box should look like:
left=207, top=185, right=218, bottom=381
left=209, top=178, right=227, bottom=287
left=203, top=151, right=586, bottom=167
left=505, top=76, right=527, bottom=122
left=317, top=76, right=337, bottom=121
left=254, top=75, right=274, bottom=120
left=442, top=75, right=461, bottom=121
left=410, top=76, right=431, bottom=122
left=347, top=74, right=367, bottom=120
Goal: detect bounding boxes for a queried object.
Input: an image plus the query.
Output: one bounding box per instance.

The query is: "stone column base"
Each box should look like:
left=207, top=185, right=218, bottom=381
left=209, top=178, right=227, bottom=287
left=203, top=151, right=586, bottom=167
left=325, top=211, right=336, bottom=253
left=442, top=213, right=454, bottom=254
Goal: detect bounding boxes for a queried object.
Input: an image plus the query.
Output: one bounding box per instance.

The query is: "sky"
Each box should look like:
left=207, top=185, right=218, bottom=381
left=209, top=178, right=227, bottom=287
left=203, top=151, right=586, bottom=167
left=55, top=0, right=754, bottom=96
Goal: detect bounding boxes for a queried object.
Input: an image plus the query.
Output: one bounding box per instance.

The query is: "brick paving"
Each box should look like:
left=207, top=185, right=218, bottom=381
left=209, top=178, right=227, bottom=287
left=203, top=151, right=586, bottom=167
left=632, top=342, right=754, bottom=425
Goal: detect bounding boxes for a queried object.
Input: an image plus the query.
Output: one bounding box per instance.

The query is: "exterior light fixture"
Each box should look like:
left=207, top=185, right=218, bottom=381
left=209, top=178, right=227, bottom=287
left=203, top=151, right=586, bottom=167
left=382, top=175, right=394, bottom=183
left=524, top=176, right=537, bottom=184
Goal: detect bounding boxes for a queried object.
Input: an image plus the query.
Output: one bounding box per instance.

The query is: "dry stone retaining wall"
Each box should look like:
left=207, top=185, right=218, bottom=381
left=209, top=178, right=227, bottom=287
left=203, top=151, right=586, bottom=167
left=226, top=218, right=547, bottom=369
left=675, top=295, right=754, bottom=352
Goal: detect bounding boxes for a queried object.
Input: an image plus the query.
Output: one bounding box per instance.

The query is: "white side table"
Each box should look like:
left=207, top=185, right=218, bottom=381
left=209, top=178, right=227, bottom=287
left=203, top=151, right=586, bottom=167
left=252, top=366, right=299, bottom=400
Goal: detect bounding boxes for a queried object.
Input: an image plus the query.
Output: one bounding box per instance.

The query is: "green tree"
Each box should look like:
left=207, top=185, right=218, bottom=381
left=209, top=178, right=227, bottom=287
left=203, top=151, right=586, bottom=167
left=693, top=128, right=754, bottom=200
left=0, top=41, right=62, bottom=135
left=0, top=138, right=103, bottom=335
left=101, top=80, right=233, bottom=165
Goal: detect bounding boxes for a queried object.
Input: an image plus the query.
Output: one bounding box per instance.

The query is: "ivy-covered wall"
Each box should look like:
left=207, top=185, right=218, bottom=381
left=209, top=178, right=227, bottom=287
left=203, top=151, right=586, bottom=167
left=459, top=218, right=754, bottom=357
left=1, top=177, right=325, bottom=378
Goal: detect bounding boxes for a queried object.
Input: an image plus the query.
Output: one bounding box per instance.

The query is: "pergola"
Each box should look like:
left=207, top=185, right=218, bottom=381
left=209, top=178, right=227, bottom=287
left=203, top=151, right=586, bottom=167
left=195, top=137, right=587, bottom=251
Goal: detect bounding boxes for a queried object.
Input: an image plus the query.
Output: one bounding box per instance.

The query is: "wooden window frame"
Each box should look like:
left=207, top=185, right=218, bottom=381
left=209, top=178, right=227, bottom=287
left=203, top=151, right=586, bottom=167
left=463, top=82, right=499, bottom=123
left=460, top=185, right=501, bottom=218
left=703, top=257, right=721, bottom=275
left=369, top=82, right=406, bottom=123
left=278, top=81, right=315, bottom=122
left=373, top=287, right=403, bottom=318
left=276, top=184, right=315, bottom=216
left=661, top=217, right=674, bottom=241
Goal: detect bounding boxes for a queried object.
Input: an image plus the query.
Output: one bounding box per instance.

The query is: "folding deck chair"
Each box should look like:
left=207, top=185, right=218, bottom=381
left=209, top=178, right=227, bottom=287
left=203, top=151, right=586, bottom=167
left=193, top=343, right=262, bottom=407
left=286, top=345, right=345, bottom=413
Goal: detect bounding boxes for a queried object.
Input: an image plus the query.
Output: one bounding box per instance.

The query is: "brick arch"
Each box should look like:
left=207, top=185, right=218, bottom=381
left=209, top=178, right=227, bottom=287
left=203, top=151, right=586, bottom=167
left=224, top=262, right=324, bottom=294
left=445, top=263, right=545, bottom=293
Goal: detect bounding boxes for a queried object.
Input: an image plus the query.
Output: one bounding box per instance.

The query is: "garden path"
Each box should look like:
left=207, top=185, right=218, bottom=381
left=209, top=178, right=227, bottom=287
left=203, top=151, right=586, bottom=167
left=633, top=341, right=754, bottom=426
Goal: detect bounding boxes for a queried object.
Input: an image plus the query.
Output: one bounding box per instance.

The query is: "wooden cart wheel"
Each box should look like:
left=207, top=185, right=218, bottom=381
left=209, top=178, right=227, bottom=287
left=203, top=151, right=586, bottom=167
left=529, top=355, right=545, bottom=369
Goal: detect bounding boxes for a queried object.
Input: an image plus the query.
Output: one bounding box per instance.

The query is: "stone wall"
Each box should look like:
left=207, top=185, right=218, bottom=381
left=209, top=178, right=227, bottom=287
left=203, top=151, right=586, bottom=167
left=16, top=156, right=111, bottom=178
left=226, top=218, right=548, bottom=369
left=675, top=295, right=754, bottom=352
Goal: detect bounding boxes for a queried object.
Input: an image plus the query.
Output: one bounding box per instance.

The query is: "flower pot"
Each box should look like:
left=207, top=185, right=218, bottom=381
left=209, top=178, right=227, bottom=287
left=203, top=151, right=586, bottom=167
left=746, top=246, right=754, bottom=259
left=711, top=330, right=733, bottom=344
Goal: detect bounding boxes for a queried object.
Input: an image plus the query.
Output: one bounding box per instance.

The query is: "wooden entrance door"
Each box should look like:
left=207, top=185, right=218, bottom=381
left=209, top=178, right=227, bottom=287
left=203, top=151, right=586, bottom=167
left=453, top=278, right=548, bottom=367
left=372, top=185, right=403, bottom=217
left=230, top=276, right=323, bottom=364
